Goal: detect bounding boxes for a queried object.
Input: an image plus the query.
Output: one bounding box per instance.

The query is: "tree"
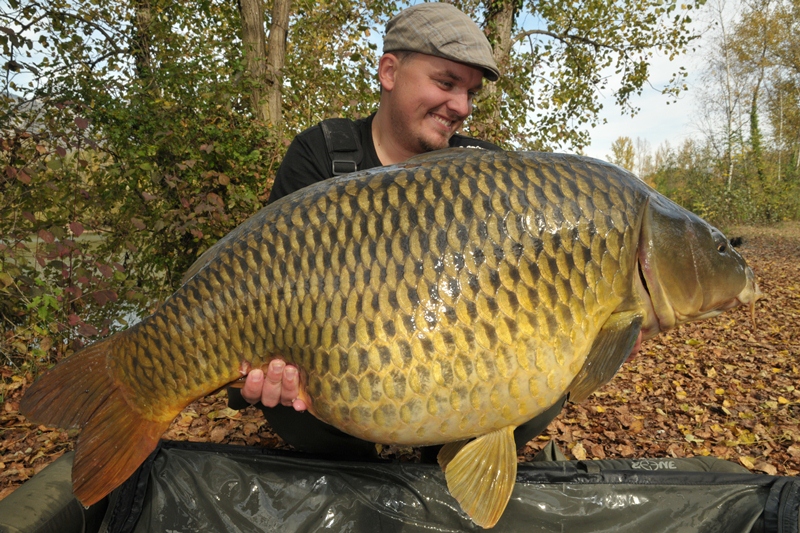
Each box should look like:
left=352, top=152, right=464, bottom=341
left=692, top=0, right=800, bottom=221
left=696, top=0, right=746, bottom=190
left=239, top=0, right=292, bottom=125
left=634, top=137, right=654, bottom=178
left=608, top=136, right=635, bottom=171
left=457, top=0, right=704, bottom=151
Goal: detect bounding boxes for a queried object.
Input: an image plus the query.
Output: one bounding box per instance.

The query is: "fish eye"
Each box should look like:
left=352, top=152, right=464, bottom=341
left=712, top=232, right=728, bottom=254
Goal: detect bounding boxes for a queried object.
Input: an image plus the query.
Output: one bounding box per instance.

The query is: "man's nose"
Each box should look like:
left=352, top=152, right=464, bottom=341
left=447, top=91, right=472, bottom=118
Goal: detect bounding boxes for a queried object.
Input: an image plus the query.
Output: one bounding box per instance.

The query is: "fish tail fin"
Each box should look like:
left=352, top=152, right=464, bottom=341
left=20, top=332, right=172, bottom=506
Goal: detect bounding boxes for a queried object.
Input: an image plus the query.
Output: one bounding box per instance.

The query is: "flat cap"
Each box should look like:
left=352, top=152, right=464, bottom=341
left=383, top=3, right=500, bottom=82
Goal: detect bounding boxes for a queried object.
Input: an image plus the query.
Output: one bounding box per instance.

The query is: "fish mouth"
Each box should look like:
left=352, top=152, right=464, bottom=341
left=636, top=248, right=756, bottom=338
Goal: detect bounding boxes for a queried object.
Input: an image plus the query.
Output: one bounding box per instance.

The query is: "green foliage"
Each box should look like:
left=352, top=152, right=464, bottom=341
left=629, top=0, right=800, bottom=226
left=458, top=0, right=703, bottom=150
left=2, top=0, right=285, bottom=368
left=648, top=139, right=800, bottom=226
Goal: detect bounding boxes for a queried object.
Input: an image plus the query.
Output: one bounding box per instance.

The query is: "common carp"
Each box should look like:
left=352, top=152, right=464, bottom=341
left=21, top=149, right=760, bottom=528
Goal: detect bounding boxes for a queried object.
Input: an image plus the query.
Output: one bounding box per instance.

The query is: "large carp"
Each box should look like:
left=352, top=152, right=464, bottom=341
left=21, top=149, right=759, bottom=528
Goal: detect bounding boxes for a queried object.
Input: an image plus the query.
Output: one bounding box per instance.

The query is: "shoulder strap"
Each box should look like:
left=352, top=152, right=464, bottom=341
left=320, top=118, right=363, bottom=176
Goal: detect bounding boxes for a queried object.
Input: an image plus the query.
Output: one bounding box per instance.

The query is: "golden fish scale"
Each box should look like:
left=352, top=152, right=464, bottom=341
left=114, top=151, right=646, bottom=443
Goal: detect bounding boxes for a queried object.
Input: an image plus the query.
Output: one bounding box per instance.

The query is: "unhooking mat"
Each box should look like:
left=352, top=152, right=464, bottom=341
left=2, top=440, right=799, bottom=533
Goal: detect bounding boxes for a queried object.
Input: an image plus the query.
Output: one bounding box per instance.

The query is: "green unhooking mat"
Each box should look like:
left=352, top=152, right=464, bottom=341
left=2, top=440, right=799, bottom=532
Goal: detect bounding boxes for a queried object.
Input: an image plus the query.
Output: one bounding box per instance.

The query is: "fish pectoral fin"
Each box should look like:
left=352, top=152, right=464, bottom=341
left=437, top=439, right=470, bottom=472
left=566, top=310, right=643, bottom=404
left=443, top=426, right=517, bottom=529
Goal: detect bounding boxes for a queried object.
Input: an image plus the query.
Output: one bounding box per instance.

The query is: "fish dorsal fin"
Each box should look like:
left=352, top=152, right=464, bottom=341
left=440, top=426, right=517, bottom=528
left=567, top=310, right=643, bottom=403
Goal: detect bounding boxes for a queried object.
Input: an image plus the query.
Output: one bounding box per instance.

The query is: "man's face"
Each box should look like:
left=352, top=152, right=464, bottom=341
left=381, top=53, right=484, bottom=153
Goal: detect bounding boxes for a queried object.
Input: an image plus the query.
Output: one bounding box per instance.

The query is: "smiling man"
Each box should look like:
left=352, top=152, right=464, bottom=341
left=230, top=2, right=509, bottom=457
left=264, top=2, right=501, bottom=201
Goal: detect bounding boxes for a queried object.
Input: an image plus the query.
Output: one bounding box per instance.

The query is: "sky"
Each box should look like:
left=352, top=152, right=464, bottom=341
left=580, top=52, right=705, bottom=162
left=578, top=17, right=716, bottom=162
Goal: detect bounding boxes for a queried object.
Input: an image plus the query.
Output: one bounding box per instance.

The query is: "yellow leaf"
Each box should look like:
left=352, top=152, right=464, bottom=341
left=572, top=442, right=587, bottom=461
left=684, top=433, right=704, bottom=444
left=595, top=406, right=606, bottom=413
left=715, top=388, right=725, bottom=396
left=738, top=430, right=758, bottom=445
left=778, top=396, right=790, bottom=405
left=740, top=456, right=756, bottom=469
left=706, top=368, right=718, bottom=378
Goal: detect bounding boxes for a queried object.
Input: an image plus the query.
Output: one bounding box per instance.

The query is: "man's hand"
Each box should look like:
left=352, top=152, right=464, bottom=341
left=241, top=359, right=307, bottom=411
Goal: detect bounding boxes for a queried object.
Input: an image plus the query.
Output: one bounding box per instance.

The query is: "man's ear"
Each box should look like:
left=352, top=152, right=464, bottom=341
left=377, top=53, right=400, bottom=91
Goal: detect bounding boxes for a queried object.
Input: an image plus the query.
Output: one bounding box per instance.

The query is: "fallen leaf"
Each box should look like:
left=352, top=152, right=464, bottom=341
left=754, top=461, right=778, bottom=476
left=572, top=442, right=587, bottom=460
left=740, top=456, right=756, bottom=470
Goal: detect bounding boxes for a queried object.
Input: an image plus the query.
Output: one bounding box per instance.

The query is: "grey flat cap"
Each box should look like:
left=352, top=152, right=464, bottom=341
left=383, top=3, right=500, bottom=81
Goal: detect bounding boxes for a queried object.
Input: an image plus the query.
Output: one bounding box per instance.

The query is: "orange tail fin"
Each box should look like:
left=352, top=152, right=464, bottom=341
left=20, top=331, right=171, bottom=506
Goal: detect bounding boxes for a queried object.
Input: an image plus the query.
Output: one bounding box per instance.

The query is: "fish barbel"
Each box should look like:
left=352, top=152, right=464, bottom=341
left=21, top=149, right=760, bottom=528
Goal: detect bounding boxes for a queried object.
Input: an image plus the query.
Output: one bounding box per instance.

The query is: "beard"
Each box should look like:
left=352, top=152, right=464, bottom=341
left=390, top=106, right=454, bottom=154
left=418, top=134, right=450, bottom=153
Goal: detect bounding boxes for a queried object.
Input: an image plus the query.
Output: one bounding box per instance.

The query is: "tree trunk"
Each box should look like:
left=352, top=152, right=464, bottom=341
left=265, top=0, right=291, bottom=126
left=132, top=0, right=156, bottom=86
left=722, top=22, right=735, bottom=190
left=239, top=0, right=290, bottom=125
left=239, top=0, right=268, bottom=122
left=483, top=0, right=518, bottom=123
left=749, top=84, right=764, bottom=181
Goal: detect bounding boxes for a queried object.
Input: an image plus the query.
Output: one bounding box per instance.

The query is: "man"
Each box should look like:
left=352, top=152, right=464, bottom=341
left=229, top=2, right=569, bottom=458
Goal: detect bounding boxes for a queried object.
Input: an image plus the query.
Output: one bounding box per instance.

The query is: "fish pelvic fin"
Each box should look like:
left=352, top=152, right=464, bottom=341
left=20, top=332, right=171, bottom=506
left=441, top=426, right=517, bottom=529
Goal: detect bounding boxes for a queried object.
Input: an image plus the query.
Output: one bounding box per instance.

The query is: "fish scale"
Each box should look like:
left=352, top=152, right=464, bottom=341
left=21, top=149, right=759, bottom=528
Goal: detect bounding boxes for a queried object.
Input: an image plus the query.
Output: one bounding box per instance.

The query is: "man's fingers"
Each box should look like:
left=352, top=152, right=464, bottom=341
left=259, top=360, right=285, bottom=407
left=292, top=398, right=308, bottom=411
left=240, top=359, right=305, bottom=412
left=280, top=366, right=299, bottom=407
left=240, top=369, right=264, bottom=404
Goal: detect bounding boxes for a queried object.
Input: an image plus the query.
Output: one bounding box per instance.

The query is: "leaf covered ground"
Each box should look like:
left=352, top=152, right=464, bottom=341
left=1, top=222, right=798, bottom=501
